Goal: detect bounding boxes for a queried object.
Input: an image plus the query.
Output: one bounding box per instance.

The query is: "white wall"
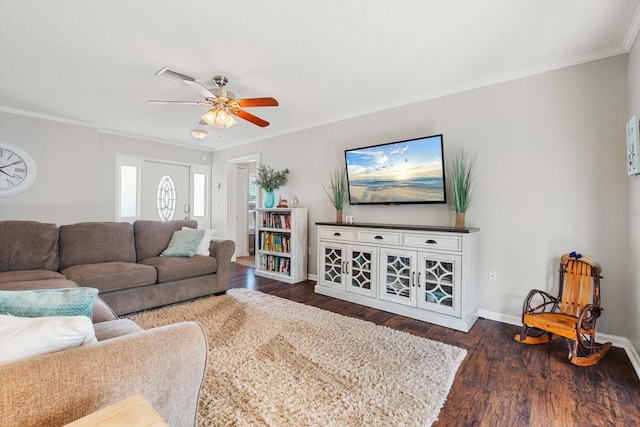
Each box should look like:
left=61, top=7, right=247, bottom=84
left=0, top=111, right=210, bottom=224
left=0, top=112, right=101, bottom=224
left=211, top=55, right=630, bottom=336
left=628, top=33, right=640, bottom=354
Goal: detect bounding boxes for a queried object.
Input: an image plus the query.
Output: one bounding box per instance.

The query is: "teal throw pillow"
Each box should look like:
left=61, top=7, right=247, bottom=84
left=0, top=287, right=99, bottom=319
left=161, top=229, right=205, bottom=258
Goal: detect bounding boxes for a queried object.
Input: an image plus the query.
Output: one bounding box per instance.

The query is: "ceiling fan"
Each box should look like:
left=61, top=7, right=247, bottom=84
left=149, top=67, right=278, bottom=128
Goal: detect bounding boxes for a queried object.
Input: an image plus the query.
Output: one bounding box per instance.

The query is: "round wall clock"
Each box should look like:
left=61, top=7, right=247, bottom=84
left=0, top=141, right=38, bottom=197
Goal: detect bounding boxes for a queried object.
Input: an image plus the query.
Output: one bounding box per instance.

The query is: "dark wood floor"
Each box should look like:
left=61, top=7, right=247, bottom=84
left=229, top=262, right=640, bottom=427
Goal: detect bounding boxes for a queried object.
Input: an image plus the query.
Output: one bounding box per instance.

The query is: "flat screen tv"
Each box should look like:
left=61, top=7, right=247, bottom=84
left=344, top=134, right=446, bottom=205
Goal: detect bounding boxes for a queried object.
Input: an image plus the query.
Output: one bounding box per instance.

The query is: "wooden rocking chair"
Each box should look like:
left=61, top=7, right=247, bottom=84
left=514, top=252, right=612, bottom=366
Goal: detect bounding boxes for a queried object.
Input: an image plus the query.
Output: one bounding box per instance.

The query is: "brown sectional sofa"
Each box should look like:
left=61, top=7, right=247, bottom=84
left=0, top=219, right=236, bottom=426
left=0, top=219, right=235, bottom=315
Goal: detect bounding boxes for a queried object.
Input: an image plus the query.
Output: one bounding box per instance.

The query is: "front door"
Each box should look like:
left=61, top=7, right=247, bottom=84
left=141, top=161, right=190, bottom=222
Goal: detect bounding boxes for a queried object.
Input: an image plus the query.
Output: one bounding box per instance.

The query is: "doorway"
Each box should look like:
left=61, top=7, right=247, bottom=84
left=227, top=154, right=260, bottom=266
left=116, top=155, right=211, bottom=228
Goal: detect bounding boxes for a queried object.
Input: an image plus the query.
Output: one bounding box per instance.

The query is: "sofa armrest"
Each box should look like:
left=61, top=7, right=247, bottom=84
left=0, top=322, right=208, bottom=427
left=209, top=238, right=235, bottom=291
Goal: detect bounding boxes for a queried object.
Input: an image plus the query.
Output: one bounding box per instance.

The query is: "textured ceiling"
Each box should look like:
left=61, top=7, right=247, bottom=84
left=1, top=1, right=639, bottom=151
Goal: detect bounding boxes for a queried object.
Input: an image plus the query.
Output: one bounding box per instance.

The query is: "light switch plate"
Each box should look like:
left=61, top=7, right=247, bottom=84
left=627, top=115, right=640, bottom=176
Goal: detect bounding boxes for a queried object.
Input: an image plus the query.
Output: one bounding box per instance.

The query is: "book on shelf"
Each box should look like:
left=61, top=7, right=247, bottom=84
left=260, top=211, right=291, bottom=229
left=259, top=254, right=291, bottom=276
left=259, top=231, right=290, bottom=253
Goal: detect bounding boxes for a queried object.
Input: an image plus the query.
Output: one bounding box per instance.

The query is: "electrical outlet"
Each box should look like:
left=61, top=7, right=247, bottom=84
left=489, top=270, right=498, bottom=282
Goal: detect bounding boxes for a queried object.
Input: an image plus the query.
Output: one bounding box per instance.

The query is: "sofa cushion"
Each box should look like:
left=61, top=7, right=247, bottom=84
left=0, top=220, right=59, bottom=272
left=58, top=222, right=136, bottom=270
left=0, top=278, right=117, bottom=324
left=91, top=297, right=119, bottom=324
left=182, top=227, right=216, bottom=256
left=0, top=287, right=98, bottom=319
left=161, top=229, right=205, bottom=258
left=0, top=270, right=65, bottom=285
left=139, top=256, right=217, bottom=283
left=93, top=319, right=143, bottom=341
left=62, top=262, right=157, bottom=293
left=134, top=219, right=198, bottom=262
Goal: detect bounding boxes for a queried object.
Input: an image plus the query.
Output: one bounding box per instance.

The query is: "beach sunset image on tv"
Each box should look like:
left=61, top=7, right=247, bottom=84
left=345, top=135, right=446, bottom=204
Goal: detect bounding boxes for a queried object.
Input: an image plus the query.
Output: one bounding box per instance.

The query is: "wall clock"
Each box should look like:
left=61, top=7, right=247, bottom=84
left=628, top=115, right=640, bottom=176
left=0, top=141, right=38, bottom=197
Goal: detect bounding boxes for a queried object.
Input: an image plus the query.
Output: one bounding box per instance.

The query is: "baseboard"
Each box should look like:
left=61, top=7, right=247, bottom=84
left=477, top=309, right=521, bottom=327
left=478, top=309, right=640, bottom=380
left=307, top=273, right=317, bottom=281
left=622, top=339, right=640, bottom=379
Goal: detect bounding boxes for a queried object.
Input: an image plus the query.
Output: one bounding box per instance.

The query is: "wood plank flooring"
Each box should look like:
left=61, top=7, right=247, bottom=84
left=229, top=263, right=640, bottom=427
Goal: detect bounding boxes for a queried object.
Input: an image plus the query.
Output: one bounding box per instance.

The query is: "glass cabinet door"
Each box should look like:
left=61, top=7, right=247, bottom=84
left=345, top=245, right=377, bottom=297
left=417, top=252, right=461, bottom=317
left=319, top=241, right=345, bottom=290
left=379, top=248, right=416, bottom=306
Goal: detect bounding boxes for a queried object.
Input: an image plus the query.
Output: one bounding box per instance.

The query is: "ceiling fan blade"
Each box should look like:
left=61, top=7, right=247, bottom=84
left=184, top=80, right=216, bottom=98
left=155, top=67, right=198, bottom=83
left=155, top=66, right=213, bottom=98
left=233, top=109, right=270, bottom=127
left=235, top=97, right=279, bottom=107
left=148, top=100, right=209, bottom=105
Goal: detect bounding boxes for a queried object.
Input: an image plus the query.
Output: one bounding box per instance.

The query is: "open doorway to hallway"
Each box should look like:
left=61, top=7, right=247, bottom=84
left=227, top=154, right=260, bottom=268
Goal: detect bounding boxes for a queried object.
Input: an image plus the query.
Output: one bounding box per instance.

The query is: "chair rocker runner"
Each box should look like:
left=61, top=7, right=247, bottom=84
left=515, top=252, right=612, bottom=367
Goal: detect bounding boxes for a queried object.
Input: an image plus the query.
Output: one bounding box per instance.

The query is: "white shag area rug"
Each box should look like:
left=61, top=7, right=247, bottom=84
left=128, top=289, right=467, bottom=426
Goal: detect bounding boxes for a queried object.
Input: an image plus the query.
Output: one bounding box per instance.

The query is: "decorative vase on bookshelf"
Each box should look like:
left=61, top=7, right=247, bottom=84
left=255, top=164, right=289, bottom=209
left=264, top=190, right=275, bottom=208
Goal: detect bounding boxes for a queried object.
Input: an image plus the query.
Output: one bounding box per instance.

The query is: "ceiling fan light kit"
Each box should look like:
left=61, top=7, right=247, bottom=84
left=201, top=107, right=238, bottom=128
left=150, top=67, right=279, bottom=130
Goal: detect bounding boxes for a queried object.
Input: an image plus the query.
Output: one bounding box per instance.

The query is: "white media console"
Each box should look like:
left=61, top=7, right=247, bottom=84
left=315, top=222, right=479, bottom=332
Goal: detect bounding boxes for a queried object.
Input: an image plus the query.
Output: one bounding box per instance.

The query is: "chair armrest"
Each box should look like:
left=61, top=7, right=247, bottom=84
left=0, top=322, right=208, bottom=427
left=209, top=238, right=235, bottom=290
left=577, top=303, right=603, bottom=330
left=522, top=288, right=559, bottom=315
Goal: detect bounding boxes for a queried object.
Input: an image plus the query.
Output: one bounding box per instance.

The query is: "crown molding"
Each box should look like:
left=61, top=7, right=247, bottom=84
left=98, top=129, right=211, bottom=152
left=0, top=106, right=100, bottom=129
left=0, top=106, right=212, bottom=152
left=623, top=5, right=640, bottom=52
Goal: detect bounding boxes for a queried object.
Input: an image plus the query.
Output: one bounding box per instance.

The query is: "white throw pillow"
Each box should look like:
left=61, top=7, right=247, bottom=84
left=182, top=227, right=216, bottom=256
left=0, top=314, right=97, bottom=366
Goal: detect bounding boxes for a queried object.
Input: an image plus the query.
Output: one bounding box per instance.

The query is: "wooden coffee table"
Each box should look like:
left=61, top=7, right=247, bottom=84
left=63, top=394, right=168, bottom=426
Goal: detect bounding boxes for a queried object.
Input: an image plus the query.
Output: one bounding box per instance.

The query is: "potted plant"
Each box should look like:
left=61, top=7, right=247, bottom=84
left=255, top=165, right=289, bottom=208
left=322, top=166, right=347, bottom=222
left=450, top=148, right=477, bottom=228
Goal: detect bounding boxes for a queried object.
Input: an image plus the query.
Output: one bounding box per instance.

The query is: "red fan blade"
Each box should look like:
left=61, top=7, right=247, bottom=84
left=233, top=109, right=270, bottom=127
left=235, top=97, right=279, bottom=107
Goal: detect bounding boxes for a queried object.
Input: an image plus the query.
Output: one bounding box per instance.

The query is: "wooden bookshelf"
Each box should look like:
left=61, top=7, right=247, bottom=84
left=255, top=208, right=308, bottom=283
